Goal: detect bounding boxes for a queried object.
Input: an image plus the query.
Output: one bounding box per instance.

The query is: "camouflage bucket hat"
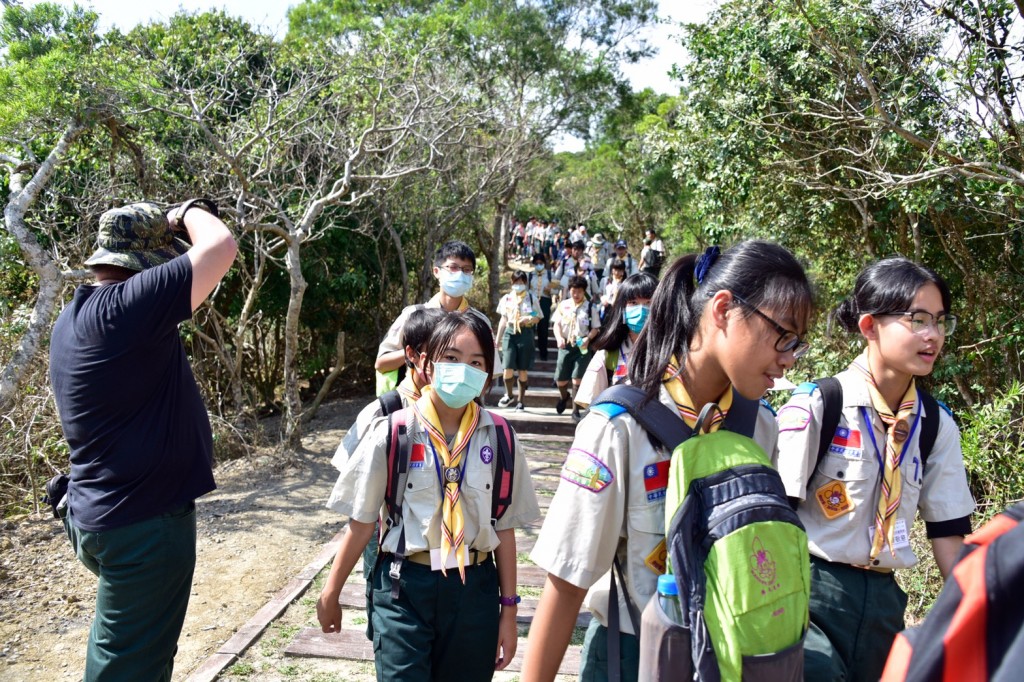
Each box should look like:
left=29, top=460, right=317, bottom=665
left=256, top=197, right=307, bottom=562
left=84, top=202, right=189, bottom=271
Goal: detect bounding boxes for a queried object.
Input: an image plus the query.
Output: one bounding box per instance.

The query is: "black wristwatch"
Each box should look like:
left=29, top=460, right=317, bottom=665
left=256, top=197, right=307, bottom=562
left=172, top=198, right=219, bottom=231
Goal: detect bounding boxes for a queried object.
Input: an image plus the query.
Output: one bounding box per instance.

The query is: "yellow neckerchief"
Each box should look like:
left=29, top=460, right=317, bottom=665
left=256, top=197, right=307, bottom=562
left=662, top=355, right=734, bottom=433
left=851, top=355, right=917, bottom=559
left=427, top=292, right=470, bottom=313
left=396, top=373, right=422, bottom=404
left=506, top=289, right=528, bottom=334
left=564, top=297, right=587, bottom=341
left=414, top=392, right=480, bottom=582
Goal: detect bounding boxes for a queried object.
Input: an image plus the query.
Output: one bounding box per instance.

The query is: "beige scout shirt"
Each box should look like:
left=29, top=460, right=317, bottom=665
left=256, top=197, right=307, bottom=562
left=330, top=381, right=419, bottom=471
left=574, top=340, right=633, bottom=409
left=376, top=294, right=502, bottom=375
left=551, top=298, right=601, bottom=346
left=773, top=360, right=975, bottom=570
left=327, top=409, right=540, bottom=555
left=530, top=385, right=779, bottom=635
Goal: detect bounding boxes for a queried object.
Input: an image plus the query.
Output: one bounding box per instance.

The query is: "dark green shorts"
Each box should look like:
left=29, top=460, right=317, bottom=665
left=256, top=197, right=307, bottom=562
left=502, top=328, right=536, bottom=371
left=556, top=345, right=589, bottom=381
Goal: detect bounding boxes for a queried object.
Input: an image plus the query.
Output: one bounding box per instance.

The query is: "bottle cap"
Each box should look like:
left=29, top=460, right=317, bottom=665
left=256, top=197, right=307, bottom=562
left=657, top=574, right=678, bottom=596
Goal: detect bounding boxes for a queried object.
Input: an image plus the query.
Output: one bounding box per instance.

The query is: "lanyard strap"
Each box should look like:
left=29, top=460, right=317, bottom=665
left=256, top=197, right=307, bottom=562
left=859, top=391, right=922, bottom=471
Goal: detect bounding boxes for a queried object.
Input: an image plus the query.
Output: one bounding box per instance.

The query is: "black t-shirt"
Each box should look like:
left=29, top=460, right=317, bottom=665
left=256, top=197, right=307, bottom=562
left=49, top=255, right=215, bottom=531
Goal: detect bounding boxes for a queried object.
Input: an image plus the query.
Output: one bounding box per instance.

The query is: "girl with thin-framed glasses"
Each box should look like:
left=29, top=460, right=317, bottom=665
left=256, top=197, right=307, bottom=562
left=773, top=257, right=975, bottom=682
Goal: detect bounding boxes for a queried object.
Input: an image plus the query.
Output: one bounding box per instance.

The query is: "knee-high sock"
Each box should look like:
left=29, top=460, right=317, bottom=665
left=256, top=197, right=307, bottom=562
left=502, top=376, right=514, bottom=399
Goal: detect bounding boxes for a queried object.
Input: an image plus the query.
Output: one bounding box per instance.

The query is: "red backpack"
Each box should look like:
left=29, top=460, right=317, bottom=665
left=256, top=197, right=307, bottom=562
left=881, top=502, right=1024, bottom=682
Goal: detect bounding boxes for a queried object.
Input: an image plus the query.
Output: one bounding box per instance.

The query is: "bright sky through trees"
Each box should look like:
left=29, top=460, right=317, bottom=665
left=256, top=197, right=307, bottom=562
left=29, top=0, right=711, bottom=94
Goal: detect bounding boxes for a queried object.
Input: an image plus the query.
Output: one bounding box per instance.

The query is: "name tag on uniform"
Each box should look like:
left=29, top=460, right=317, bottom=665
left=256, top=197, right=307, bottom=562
left=868, top=518, right=911, bottom=550
left=645, top=538, right=667, bottom=574
left=430, top=546, right=470, bottom=571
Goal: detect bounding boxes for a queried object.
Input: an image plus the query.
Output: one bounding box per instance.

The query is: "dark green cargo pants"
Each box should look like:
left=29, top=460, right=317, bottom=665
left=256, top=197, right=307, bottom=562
left=62, top=502, right=196, bottom=682
left=804, top=555, right=908, bottom=682
left=370, top=554, right=500, bottom=681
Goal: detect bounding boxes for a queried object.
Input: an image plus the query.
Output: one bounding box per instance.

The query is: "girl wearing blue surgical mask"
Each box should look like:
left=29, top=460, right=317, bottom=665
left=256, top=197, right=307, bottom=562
left=318, top=311, right=540, bottom=681
left=574, top=272, right=658, bottom=409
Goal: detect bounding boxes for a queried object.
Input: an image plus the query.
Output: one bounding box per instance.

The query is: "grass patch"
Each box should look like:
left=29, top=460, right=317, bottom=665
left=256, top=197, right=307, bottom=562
left=226, top=661, right=256, bottom=677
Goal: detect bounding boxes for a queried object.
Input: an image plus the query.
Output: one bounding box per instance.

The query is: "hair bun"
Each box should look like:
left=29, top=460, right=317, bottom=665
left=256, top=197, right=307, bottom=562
left=832, top=297, right=860, bottom=334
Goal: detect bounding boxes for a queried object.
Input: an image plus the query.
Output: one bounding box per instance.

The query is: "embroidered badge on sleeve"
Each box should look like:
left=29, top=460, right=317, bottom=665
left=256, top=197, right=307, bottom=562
left=561, top=448, right=613, bottom=493
left=777, top=405, right=812, bottom=432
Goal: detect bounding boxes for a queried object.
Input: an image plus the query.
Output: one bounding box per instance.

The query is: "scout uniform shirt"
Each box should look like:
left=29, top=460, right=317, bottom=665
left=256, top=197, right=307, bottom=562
left=574, top=340, right=633, bottom=409
left=377, top=293, right=503, bottom=375
left=496, top=291, right=540, bottom=334
left=530, top=384, right=779, bottom=634
left=330, top=376, right=422, bottom=471
left=552, top=297, right=601, bottom=346
left=327, top=408, right=540, bottom=555
left=773, top=353, right=975, bottom=570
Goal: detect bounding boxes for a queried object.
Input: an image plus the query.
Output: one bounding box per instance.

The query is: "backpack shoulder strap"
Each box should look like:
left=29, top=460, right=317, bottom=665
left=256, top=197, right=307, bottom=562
left=378, top=389, right=403, bottom=417
left=383, top=407, right=415, bottom=599
left=486, top=411, right=516, bottom=524
left=808, top=377, right=843, bottom=494
left=591, top=383, right=691, bottom=451
left=918, top=389, right=940, bottom=469
left=383, top=407, right=413, bottom=533
left=721, top=390, right=759, bottom=438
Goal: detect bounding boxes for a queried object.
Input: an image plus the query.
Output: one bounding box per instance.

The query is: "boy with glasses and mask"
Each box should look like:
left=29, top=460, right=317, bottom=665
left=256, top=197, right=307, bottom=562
left=375, top=241, right=502, bottom=394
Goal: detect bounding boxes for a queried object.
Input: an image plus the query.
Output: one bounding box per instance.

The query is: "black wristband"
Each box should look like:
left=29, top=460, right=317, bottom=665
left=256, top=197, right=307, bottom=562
left=172, top=198, right=219, bottom=230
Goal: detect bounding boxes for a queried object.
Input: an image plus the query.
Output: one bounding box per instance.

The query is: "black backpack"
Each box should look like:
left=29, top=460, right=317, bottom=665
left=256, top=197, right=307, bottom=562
left=806, top=377, right=942, bottom=497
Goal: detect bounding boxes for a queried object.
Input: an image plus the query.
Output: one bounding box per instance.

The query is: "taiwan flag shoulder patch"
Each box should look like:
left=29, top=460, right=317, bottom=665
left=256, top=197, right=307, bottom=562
left=410, top=443, right=426, bottom=469
left=829, top=426, right=862, bottom=458
left=643, top=460, right=670, bottom=502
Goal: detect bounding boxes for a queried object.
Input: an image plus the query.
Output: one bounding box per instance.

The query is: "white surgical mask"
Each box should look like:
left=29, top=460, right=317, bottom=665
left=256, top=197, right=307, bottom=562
left=439, top=270, right=473, bottom=298
left=512, top=284, right=527, bottom=293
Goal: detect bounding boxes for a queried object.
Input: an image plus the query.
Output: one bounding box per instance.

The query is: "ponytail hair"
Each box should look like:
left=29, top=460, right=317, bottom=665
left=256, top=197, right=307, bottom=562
left=832, top=257, right=952, bottom=334
left=629, top=240, right=813, bottom=399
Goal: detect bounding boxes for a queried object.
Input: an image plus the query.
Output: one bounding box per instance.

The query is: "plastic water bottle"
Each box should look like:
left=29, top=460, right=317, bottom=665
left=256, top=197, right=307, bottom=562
left=657, top=574, right=683, bottom=624
left=577, top=337, right=589, bottom=355
left=639, top=573, right=692, bottom=680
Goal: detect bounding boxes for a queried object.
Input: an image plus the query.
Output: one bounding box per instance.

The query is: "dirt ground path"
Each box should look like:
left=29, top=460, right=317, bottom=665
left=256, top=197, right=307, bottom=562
left=0, top=395, right=366, bottom=681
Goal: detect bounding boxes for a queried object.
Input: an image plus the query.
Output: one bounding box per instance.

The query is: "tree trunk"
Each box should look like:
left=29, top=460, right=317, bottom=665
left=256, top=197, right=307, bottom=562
left=0, top=123, right=86, bottom=412
left=281, top=234, right=308, bottom=447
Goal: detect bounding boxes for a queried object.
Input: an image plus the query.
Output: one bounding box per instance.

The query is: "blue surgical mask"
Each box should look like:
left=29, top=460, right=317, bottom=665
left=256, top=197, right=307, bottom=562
left=431, top=362, right=488, bottom=409
left=512, top=284, right=527, bottom=293
left=534, top=263, right=545, bottom=272
left=439, top=270, right=474, bottom=298
left=624, top=304, right=650, bottom=334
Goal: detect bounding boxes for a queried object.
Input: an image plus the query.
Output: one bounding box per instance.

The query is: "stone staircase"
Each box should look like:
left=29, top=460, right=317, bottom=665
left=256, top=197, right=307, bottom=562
left=485, top=337, right=582, bottom=437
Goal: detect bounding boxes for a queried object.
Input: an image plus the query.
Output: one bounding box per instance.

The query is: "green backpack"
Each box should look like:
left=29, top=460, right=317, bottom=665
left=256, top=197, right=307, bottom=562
left=592, top=385, right=809, bottom=681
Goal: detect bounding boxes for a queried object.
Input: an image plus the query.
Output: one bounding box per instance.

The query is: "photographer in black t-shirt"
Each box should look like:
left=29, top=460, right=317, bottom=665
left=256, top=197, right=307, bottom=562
left=49, top=200, right=236, bottom=681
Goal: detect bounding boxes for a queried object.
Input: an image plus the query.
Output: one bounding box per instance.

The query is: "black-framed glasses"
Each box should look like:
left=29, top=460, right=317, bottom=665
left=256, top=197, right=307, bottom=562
left=439, top=262, right=475, bottom=275
left=876, top=310, right=957, bottom=337
left=731, top=292, right=810, bottom=358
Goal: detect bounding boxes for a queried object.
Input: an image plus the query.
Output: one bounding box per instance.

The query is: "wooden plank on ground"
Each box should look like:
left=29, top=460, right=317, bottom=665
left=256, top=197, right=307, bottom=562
left=285, top=628, right=581, bottom=676
left=185, top=653, right=237, bottom=682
